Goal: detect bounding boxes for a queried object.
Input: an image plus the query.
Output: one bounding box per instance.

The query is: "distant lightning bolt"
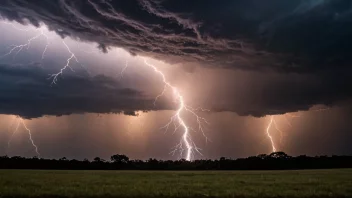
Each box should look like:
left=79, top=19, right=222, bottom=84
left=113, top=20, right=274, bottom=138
left=7, top=117, right=40, bottom=157
left=0, top=19, right=92, bottom=157
left=1, top=15, right=48, bottom=60
left=154, top=85, right=167, bottom=106
left=265, top=114, right=293, bottom=152
left=48, top=41, right=80, bottom=84
left=41, top=32, right=50, bottom=61
left=0, top=27, right=49, bottom=60
left=0, top=18, right=210, bottom=160
left=7, top=116, right=17, bottom=133
left=0, top=18, right=87, bottom=84
left=143, top=59, right=209, bottom=161
left=266, top=116, right=277, bottom=152
left=119, top=59, right=129, bottom=80
left=7, top=119, right=21, bottom=151
left=265, top=107, right=331, bottom=153
left=20, top=118, right=40, bottom=157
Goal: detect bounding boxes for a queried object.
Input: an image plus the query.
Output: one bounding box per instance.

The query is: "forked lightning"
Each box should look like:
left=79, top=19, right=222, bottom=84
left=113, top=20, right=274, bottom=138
left=143, top=59, right=209, bottom=161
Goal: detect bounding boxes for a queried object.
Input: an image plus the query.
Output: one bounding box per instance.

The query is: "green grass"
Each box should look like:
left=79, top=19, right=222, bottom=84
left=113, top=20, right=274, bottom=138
left=0, top=169, right=351, bottom=198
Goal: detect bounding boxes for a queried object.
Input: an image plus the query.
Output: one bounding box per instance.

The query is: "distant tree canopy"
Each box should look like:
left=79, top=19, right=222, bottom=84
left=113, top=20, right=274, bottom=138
left=110, top=154, right=129, bottom=164
left=0, top=152, right=351, bottom=170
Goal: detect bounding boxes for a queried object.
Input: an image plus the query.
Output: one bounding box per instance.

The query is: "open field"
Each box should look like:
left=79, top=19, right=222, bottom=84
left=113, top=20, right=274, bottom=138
left=0, top=169, right=351, bottom=198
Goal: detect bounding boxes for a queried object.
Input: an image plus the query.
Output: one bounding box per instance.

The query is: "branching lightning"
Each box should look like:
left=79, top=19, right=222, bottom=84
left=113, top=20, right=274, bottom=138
left=143, top=59, right=209, bottom=161
left=0, top=19, right=88, bottom=156
left=265, top=114, right=302, bottom=152
left=1, top=17, right=210, bottom=160
left=265, top=107, right=330, bottom=153
left=0, top=18, right=86, bottom=85
left=0, top=27, right=49, bottom=60
left=48, top=41, right=79, bottom=84
left=7, top=117, right=40, bottom=157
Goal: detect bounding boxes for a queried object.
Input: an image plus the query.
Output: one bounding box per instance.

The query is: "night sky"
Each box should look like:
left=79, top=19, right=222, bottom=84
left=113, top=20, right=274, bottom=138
left=0, top=0, right=351, bottom=160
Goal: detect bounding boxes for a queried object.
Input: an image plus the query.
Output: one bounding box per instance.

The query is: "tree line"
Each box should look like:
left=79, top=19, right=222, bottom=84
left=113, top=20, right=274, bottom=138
left=0, top=152, right=351, bottom=170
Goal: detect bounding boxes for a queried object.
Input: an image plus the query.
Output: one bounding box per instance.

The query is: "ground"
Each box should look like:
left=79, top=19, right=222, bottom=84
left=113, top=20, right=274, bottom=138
left=0, top=169, right=351, bottom=198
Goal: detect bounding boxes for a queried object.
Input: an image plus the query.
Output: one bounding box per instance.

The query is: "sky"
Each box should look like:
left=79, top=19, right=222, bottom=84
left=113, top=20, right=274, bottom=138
left=0, top=0, right=351, bottom=160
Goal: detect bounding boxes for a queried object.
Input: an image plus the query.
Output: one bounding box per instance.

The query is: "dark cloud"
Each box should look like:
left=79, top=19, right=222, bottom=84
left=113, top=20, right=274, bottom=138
left=0, top=63, right=173, bottom=119
left=2, top=62, right=352, bottom=118
left=211, top=70, right=352, bottom=116
left=0, top=0, right=351, bottom=72
left=1, top=0, right=352, bottom=117
left=178, top=66, right=352, bottom=117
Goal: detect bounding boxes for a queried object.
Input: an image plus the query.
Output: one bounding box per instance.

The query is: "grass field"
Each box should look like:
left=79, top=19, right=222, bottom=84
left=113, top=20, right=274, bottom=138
left=0, top=169, right=351, bottom=198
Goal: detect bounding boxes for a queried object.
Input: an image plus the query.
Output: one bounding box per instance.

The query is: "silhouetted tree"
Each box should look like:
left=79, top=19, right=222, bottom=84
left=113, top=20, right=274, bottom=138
left=269, top=151, right=290, bottom=159
left=257, top=154, right=268, bottom=159
left=110, top=154, right=129, bottom=163
left=0, top=151, right=351, bottom=170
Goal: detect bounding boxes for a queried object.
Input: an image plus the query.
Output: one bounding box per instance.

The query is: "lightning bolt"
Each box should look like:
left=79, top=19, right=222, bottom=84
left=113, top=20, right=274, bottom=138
left=41, top=32, right=50, bottom=61
left=265, top=114, right=295, bottom=152
left=0, top=27, right=49, bottom=60
left=266, top=116, right=277, bottom=152
left=20, top=118, right=40, bottom=157
left=48, top=41, right=82, bottom=85
left=7, top=117, right=40, bottom=157
left=143, top=59, right=209, bottom=161
left=7, top=118, right=21, bottom=151
left=1, top=18, right=210, bottom=160
left=265, top=107, right=331, bottom=153
left=119, top=59, right=129, bottom=80
left=0, top=18, right=86, bottom=84
left=0, top=19, right=91, bottom=157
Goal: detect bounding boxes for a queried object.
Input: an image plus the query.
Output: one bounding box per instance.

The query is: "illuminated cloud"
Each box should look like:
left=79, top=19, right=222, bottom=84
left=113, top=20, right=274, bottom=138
left=0, top=0, right=351, bottom=72
left=0, top=0, right=352, bottom=118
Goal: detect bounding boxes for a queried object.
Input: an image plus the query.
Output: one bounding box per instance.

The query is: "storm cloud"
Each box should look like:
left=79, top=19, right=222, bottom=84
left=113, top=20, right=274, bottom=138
left=203, top=69, right=352, bottom=116
left=0, top=0, right=351, bottom=72
left=0, top=63, right=173, bottom=118
left=1, top=0, right=352, bottom=117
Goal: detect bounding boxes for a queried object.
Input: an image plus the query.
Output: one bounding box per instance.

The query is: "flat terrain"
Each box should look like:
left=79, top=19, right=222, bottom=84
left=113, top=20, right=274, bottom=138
left=0, top=169, right=351, bottom=198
